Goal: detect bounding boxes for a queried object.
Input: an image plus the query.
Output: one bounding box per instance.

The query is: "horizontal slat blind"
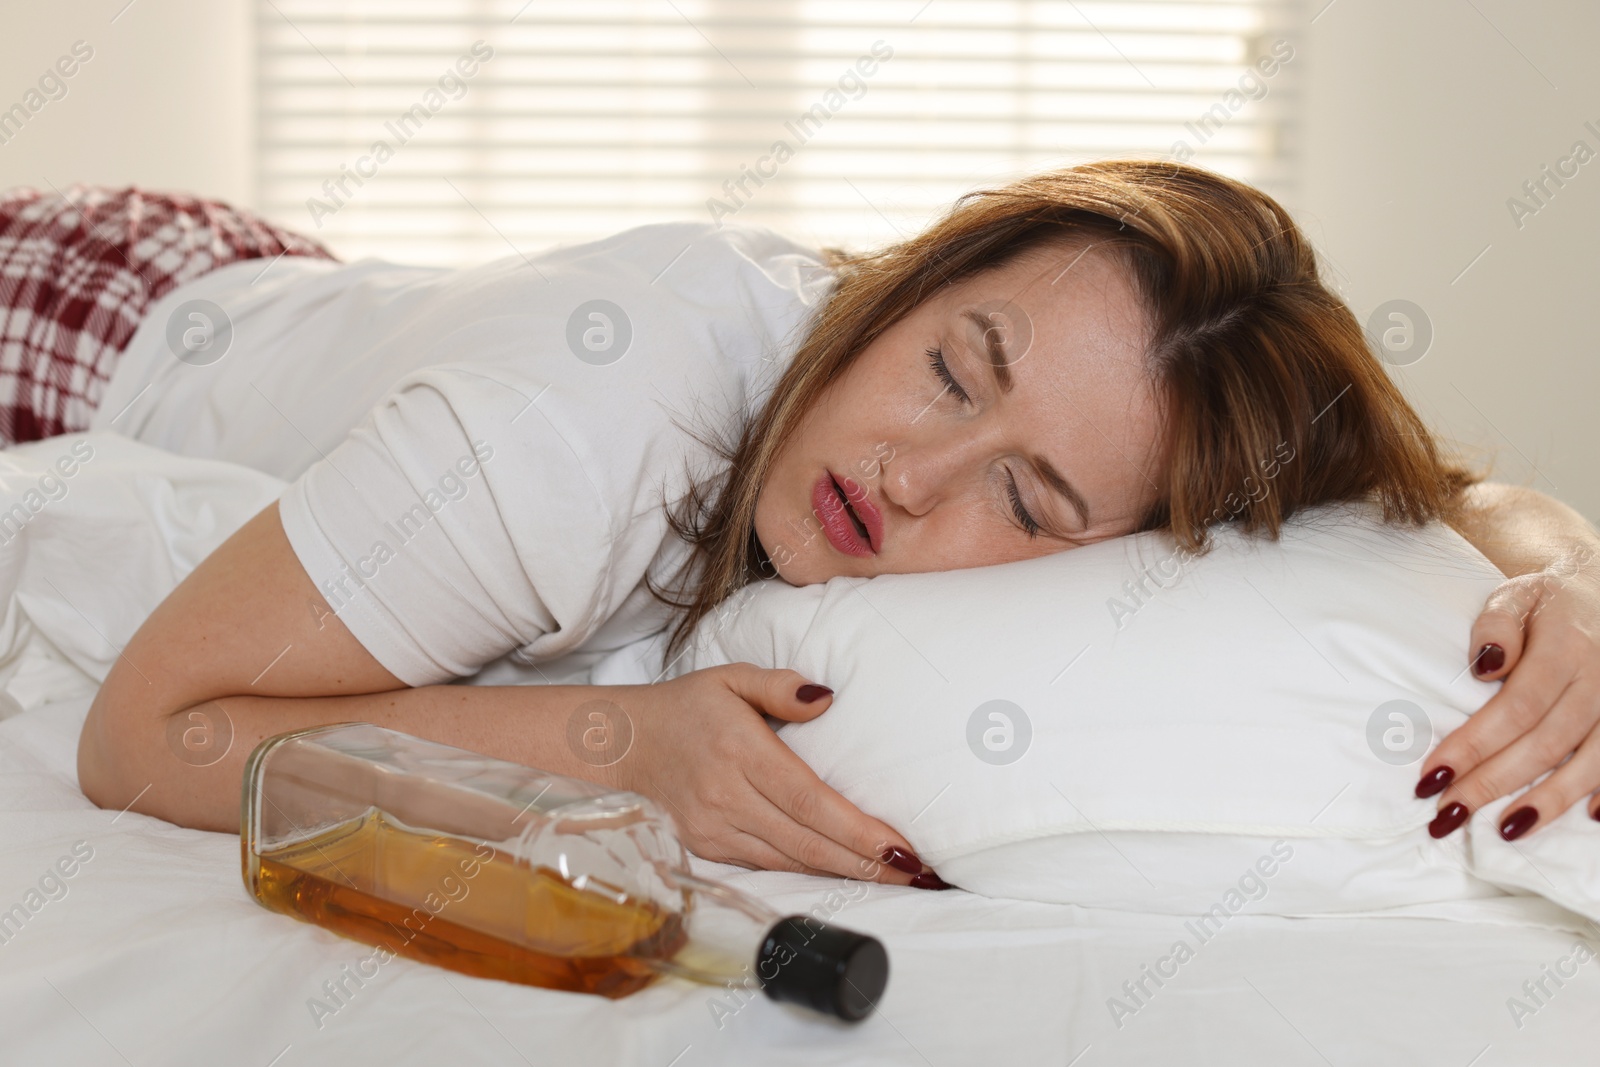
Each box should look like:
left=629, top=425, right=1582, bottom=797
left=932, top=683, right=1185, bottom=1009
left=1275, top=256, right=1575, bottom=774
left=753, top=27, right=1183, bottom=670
left=257, top=0, right=1299, bottom=267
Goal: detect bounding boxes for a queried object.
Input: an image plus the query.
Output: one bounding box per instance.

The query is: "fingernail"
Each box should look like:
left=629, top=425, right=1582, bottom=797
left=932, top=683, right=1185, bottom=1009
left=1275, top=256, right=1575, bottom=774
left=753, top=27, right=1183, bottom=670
left=796, top=684, right=833, bottom=703
left=879, top=847, right=923, bottom=875
left=1500, top=805, right=1539, bottom=841
left=1473, top=643, right=1506, bottom=677
left=910, top=872, right=951, bottom=891
left=1414, top=765, right=1455, bottom=799
left=1428, top=802, right=1470, bottom=839
left=1592, top=805, right=1600, bottom=823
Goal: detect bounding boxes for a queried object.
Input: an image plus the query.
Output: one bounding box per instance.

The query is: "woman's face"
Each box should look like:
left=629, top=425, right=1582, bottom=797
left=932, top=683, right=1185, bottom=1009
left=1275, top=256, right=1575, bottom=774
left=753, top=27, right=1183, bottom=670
left=754, top=242, right=1167, bottom=586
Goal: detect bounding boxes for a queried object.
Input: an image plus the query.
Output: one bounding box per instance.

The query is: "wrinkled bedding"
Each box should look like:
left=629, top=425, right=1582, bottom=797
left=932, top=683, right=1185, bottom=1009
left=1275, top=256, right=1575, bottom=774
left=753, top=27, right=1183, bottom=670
left=1, top=433, right=1597, bottom=1065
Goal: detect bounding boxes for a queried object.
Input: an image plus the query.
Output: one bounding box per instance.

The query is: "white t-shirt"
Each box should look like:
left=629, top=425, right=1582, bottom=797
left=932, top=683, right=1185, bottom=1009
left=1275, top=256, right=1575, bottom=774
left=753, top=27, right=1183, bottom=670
left=92, top=222, right=835, bottom=687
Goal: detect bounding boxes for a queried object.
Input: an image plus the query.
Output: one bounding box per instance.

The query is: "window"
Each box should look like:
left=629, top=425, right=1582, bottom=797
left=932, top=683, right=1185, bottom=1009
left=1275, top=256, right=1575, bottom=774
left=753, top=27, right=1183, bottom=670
left=257, top=0, right=1299, bottom=266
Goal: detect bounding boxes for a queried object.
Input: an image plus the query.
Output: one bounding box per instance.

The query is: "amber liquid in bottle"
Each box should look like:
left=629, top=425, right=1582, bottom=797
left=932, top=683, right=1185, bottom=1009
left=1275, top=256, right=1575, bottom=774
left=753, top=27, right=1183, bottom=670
left=249, top=810, right=687, bottom=999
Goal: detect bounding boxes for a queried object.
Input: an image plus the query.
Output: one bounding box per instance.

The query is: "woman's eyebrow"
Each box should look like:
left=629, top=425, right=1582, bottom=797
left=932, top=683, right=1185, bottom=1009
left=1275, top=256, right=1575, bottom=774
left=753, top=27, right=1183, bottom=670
left=1033, top=454, right=1091, bottom=529
left=961, top=307, right=1090, bottom=528
left=962, top=308, right=1014, bottom=392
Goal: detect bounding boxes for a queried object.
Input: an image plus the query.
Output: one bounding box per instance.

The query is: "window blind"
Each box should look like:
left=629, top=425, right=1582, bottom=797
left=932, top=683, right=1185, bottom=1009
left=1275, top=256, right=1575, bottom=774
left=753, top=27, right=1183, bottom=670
left=256, top=0, right=1300, bottom=267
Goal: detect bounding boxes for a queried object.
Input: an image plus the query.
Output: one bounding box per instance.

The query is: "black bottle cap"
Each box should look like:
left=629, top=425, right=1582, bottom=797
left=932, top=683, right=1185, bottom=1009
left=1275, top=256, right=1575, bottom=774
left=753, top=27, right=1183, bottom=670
left=756, top=916, right=889, bottom=1022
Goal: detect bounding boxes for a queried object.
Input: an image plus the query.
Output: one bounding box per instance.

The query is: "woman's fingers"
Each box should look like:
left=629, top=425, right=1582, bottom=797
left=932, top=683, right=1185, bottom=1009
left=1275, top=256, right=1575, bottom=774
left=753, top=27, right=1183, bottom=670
left=1482, top=726, right=1600, bottom=840
left=713, top=664, right=938, bottom=883
left=637, top=663, right=947, bottom=884
left=718, top=832, right=839, bottom=879
left=1417, top=632, right=1573, bottom=799
left=1434, top=674, right=1594, bottom=820
left=747, top=761, right=927, bottom=885
left=1418, top=559, right=1600, bottom=841
left=662, top=769, right=926, bottom=885
left=719, top=663, right=835, bottom=724
left=661, top=808, right=833, bottom=877
left=1465, top=573, right=1545, bottom=682
left=730, top=799, right=916, bottom=885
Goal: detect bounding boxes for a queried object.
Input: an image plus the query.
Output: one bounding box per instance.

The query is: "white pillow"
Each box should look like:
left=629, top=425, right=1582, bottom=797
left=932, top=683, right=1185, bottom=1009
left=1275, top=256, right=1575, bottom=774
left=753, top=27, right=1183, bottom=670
left=669, top=503, right=1600, bottom=922
left=0, top=432, right=285, bottom=707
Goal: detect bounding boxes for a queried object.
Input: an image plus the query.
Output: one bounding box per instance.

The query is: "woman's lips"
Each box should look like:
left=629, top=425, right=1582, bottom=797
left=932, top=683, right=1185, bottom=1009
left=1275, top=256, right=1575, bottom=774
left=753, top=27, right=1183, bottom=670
left=837, top=472, right=884, bottom=552
left=812, top=471, right=876, bottom=557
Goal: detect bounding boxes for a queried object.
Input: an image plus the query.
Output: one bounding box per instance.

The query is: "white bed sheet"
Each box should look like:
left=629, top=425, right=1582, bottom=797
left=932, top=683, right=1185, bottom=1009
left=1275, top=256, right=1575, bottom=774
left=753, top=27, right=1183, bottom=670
left=3, top=692, right=1599, bottom=1066
left=0, top=433, right=1598, bottom=1064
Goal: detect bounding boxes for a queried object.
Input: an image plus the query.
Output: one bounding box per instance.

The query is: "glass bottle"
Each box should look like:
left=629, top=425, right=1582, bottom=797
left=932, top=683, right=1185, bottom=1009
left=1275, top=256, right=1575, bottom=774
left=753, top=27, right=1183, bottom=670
left=241, top=723, right=888, bottom=1022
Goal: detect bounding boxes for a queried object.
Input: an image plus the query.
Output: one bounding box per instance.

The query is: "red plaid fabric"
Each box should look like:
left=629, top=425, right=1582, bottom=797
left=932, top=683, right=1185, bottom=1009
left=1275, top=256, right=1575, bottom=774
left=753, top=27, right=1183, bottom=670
left=0, top=185, right=336, bottom=445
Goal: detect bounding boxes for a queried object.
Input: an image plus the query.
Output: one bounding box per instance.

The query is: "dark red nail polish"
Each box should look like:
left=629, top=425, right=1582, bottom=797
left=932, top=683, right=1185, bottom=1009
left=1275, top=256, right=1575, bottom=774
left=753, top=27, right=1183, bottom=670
left=796, top=684, right=833, bottom=703
left=910, top=872, right=951, bottom=890
left=879, top=847, right=923, bottom=875
left=1473, top=643, right=1506, bottom=677
left=1428, top=802, right=1470, bottom=839
left=1415, top=765, right=1455, bottom=799
left=1592, top=805, right=1600, bottom=823
left=1500, top=805, right=1538, bottom=841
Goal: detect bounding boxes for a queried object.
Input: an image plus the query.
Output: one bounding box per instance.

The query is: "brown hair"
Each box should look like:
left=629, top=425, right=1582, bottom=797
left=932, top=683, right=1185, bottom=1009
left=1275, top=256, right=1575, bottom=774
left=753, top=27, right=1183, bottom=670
left=649, top=159, right=1479, bottom=662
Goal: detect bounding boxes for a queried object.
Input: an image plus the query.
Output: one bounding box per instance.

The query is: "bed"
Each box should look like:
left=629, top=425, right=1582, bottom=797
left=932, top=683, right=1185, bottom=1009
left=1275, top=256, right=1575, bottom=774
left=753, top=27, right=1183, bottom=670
left=4, top=689, right=1600, bottom=1064
left=2, top=434, right=1598, bottom=1065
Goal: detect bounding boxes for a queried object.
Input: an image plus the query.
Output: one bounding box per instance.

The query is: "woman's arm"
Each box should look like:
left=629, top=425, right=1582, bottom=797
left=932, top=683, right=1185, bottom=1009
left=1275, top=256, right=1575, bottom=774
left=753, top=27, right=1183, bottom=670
left=78, top=501, right=584, bottom=828
left=1423, top=482, right=1600, bottom=837
left=1445, top=481, right=1599, bottom=580
left=77, top=503, right=927, bottom=884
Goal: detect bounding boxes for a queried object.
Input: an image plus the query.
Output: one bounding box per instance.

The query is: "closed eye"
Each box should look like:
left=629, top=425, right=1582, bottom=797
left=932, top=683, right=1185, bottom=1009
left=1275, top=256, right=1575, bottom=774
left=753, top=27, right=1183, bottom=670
left=926, top=346, right=970, bottom=404
left=1006, top=469, right=1042, bottom=538
left=930, top=347, right=1043, bottom=537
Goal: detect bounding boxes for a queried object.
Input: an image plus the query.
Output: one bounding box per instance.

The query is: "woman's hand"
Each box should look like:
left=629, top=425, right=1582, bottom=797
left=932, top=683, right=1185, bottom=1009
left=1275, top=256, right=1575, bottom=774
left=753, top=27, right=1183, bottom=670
left=604, top=663, right=944, bottom=887
left=1417, top=547, right=1600, bottom=839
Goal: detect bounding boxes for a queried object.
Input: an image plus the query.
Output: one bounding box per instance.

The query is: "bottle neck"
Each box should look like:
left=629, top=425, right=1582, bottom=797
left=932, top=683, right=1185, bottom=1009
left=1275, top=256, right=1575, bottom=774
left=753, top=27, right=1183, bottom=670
left=644, top=866, right=775, bottom=990
left=642, top=864, right=889, bottom=1023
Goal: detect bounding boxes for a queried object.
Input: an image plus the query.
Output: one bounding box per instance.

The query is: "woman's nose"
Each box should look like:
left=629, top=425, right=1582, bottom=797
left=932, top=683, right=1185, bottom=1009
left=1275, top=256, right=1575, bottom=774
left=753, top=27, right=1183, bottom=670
left=880, top=430, right=985, bottom=518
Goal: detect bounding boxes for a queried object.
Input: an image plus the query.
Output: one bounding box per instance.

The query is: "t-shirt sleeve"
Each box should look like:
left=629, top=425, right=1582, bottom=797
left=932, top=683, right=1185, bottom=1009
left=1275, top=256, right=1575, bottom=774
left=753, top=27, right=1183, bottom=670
left=276, top=364, right=619, bottom=688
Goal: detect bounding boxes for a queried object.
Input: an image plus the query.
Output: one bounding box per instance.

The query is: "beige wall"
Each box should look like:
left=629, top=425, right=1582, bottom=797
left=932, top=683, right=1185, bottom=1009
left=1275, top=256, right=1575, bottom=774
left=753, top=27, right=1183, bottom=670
left=1295, top=0, right=1600, bottom=522
left=1, top=0, right=1594, bottom=523
left=0, top=0, right=253, bottom=203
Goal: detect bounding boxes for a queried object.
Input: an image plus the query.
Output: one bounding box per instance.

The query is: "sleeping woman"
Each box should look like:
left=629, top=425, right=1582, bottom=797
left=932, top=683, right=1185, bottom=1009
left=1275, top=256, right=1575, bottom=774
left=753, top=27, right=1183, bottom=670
left=20, top=162, right=1596, bottom=888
